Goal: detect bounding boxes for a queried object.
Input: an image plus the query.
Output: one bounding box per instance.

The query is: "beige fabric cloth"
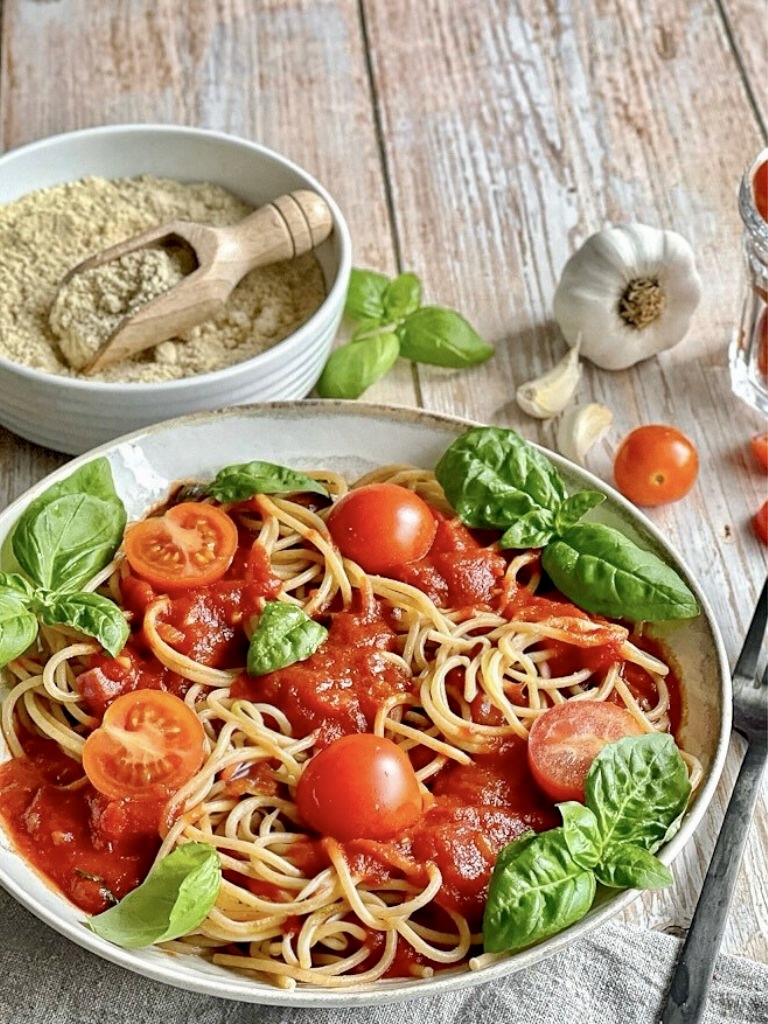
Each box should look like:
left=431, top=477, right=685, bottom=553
left=1, top=887, right=765, bottom=1024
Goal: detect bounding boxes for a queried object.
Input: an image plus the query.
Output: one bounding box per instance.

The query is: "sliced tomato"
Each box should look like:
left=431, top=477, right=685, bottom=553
left=124, top=502, right=238, bottom=590
left=527, top=700, right=644, bottom=803
left=82, top=690, right=205, bottom=800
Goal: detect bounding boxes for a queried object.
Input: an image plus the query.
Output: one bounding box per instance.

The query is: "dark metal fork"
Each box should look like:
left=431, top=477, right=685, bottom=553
left=661, top=576, right=768, bottom=1024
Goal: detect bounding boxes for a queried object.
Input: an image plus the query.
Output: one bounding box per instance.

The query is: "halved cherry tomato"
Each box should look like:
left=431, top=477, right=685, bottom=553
left=754, top=500, right=768, bottom=545
left=82, top=690, right=205, bottom=800
left=613, top=425, right=699, bottom=506
left=124, top=502, right=238, bottom=589
left=527, top=701, right=644, bottom=803
left=751, top=433, right=768, bottom=472
left=326, top=483, right=437, bottom=574
left=296, top=733, right=423, bottom=841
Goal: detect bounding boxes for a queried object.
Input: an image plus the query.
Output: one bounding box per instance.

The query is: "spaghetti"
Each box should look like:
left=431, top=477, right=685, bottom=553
left=0, top=461, right=701, bottom=989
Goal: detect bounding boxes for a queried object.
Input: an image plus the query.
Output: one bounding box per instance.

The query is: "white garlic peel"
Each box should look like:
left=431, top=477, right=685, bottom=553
left=516, top=343, right=582, bottom=418
left=556, top=403, right=613, bottom=466
left=553, top=223, right=702, bottom=371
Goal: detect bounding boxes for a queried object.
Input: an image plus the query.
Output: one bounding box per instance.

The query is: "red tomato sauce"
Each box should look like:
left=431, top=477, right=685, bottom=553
left=0, top=735, right=160, bottom=914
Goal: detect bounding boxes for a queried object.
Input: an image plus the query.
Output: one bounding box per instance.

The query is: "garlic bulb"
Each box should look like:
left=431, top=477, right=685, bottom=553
left=553, top=223, right=701, bottom=370
left=516, top=343, right=582, bottom=418
left=557, top=403, right=613, bottom=466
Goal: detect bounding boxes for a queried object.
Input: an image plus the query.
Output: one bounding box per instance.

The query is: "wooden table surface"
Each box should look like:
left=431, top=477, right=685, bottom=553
left=0, top=0, right=766, bottom=970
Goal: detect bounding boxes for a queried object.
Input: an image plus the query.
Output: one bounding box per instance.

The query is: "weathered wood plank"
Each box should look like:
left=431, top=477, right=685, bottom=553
left=721, top=0, right=768, bottom=126
left=363, top=0, right=767, bottom=959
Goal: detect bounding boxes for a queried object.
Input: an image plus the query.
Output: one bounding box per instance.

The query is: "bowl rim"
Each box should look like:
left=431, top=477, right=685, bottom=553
left=0, top=399, right=733, bottom=1007
left=0, top=123, right=352, bottom=392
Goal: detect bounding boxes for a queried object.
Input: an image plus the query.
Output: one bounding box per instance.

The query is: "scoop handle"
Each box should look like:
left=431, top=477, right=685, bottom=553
left=224, top=189, right=334, bottom=272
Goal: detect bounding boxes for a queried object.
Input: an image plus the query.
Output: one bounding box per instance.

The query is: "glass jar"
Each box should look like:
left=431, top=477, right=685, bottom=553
left=730, top=148, right=768, bottom=416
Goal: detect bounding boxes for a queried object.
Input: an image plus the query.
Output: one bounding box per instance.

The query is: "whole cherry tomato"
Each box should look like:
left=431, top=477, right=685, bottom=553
left=751, top=434, right=768, bottom=472
left=326, top=483, right=437, bottom=574
left=613, top=425, right=699, bottom=506
left=295, top=733, right=423, bottom=841
left=754, top=501, right=768, bottom=545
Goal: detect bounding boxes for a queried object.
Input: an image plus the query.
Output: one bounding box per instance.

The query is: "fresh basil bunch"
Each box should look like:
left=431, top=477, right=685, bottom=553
left=0, top=459, right=129, bottom=667
left=316, top=268, right=494, bottom=399
left=435, top=427, right=699, bottom=621
left=483, top=732, right=691, bottom=953
left=87, top=842, right=221, bottom=948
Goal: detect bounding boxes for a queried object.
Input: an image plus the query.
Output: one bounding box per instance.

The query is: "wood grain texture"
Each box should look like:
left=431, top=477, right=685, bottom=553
left=721, top=0, right=768, bottom=127
left=0, top=0, right=766, bottom=968
left=363, top=0, right=767, bottom=961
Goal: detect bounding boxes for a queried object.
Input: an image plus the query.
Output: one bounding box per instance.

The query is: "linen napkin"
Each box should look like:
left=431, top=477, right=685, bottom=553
left=1, top=887, right=765, bottom=1024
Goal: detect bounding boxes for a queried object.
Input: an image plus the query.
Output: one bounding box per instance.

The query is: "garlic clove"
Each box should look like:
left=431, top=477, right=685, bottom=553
left=556, top=402, right=613, bottom=466
left=516, top=344, right=582, bottom=418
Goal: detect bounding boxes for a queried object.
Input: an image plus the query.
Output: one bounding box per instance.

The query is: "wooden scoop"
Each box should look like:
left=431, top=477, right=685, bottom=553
left=62, top=190, right=333, bottom=374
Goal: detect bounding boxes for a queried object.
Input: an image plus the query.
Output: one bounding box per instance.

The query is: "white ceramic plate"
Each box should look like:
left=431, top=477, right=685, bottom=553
left=0, top=401, right=731, bottom=1008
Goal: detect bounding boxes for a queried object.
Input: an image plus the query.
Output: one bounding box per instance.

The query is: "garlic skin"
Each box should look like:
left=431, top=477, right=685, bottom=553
left=557, top=403, right=613, bottom=466
left=553, top=223, right=702, bottom=371
left=516, top=343, right=582, bottom=418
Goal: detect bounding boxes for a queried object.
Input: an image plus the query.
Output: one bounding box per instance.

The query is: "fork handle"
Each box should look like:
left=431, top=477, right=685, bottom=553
left=661, top=739, right=767, bottom=1024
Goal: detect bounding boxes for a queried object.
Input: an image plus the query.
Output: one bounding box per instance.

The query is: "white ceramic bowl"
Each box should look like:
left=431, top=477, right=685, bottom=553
left=0, top=125, right=351, bottom=455
left=0, top=402, right=731, bottom=1008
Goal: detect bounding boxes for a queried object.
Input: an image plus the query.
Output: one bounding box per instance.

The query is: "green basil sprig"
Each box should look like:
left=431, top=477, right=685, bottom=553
left=246, top=600, right=328, bottom=676
left=208, top=461, right=329, bottom=504
left=86, top=843, right=221, bottom=948
left=435, top=426, right=699, bottom=622
left=0, top=458, right=129, bottom=666
left=483, top=733, right=690, bottom=954
left=316, top=267, right=493, bottom=399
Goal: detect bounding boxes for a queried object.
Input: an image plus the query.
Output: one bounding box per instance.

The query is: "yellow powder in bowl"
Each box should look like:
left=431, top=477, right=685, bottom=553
left=0, top=175, right=326, bottom=384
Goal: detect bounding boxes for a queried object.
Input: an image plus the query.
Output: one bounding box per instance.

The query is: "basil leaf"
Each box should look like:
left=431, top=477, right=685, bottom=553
left=384, top=272, right=421, bottom=319
left=0, top=573, right=35, bottom=600
left=40, top=592, right=129, bottom=658
left=247, top=601, right=328, bottom=676
left=541, top=522, right=700, bottom=621
left=21, top=457, right=121, bottom=513
left=315, top=332, right=400, bottom=399
left=435, top=427, right=568, bottom=530
left=498, top=509, right=557, bottom=549
left=0, top=589, right=39, bottom=666
left=12, top=493, right=126, bottom=593
left=344, top=268, right=390, bottom=322
left=586, top=732, right=691, bottom=855
left=350, top=317, right=387, bottom=342
left=398, top=307, right=494, bottom=368
left=555, top=490, right=606, bottom=532
left=558, top=801, right=602, bottom=870
left=208, top=461, right=329, bottom=503
left=595, top=843, right=673, bottom=890
left=86, top=843, right=221, bottom=948
left=483, top=828, right=596, bottom=953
